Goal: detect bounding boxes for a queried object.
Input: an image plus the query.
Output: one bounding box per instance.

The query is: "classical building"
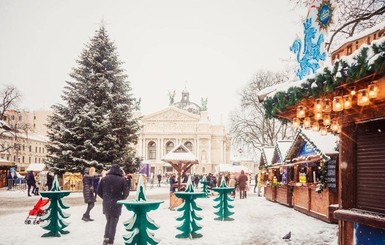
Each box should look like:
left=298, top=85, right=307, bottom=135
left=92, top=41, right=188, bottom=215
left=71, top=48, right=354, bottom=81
left=0, top=109, right=51, bottom=173
left=135, top=90, right=231, bottom=176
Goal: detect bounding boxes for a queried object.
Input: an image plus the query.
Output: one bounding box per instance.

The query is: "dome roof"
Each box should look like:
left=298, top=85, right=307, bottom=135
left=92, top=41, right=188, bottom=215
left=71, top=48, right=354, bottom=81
left=172, top=90, right=202, bottom=115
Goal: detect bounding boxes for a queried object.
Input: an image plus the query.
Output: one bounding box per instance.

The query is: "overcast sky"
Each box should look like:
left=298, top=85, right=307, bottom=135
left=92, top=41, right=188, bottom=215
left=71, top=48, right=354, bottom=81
left=0, top=0, right=304, bottom=125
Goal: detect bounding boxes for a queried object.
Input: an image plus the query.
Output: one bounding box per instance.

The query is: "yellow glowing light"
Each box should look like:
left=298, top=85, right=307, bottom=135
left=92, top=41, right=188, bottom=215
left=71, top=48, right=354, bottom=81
left=343, top=95, right=352, bottom=109
left=312, top=121, right=320, bottom=131
left=303, top=117, right=311, bottom=128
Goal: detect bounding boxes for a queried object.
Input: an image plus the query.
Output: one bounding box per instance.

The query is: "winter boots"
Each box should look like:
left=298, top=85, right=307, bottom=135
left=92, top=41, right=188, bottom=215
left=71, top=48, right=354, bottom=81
left=81, top=215, right=94, bottom=222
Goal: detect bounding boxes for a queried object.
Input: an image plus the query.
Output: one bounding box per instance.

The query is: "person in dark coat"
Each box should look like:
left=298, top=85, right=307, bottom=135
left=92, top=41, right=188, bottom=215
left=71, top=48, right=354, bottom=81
left=46, top=172, right=54, bottom=191
left=82, top=167, right=96, bottom=222
left=97, top=164, right=129, bottom=245
left=238, top=170, right=249, bottom=199
left=26, top=171, right=36, bottom=197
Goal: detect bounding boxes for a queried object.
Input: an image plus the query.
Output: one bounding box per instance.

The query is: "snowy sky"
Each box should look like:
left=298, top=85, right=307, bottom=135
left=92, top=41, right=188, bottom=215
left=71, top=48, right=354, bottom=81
left=0, top=0, right=304, bottom=125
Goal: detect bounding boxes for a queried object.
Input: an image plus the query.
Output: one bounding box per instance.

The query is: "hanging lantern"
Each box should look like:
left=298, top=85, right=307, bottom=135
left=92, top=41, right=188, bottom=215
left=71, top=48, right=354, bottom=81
left=331, top=120, right=340, bottom=132
left=323, top=114, right=331, bottom=126
left=314, top=98, right=323, bottom=112
left=349, top=86, right=356, bottom=96
left=296, top=105, right=306, bottom=118
left=303, top=117, right=311, bottom=128
left=323, top=99, right=331, bottom=113
left=320, top=127, right=328, bottom=136
left=343, top=95, right=352, bottom=109
left=368, top=83, right=379, bottom=99
left=292, top=117, right=301, bottom=128
left=332, top=96, right=343, bottom=111
left=314, top=111, right=323, bottom=120
left=357, top=89, right=370, bottom=106
left=312, top=121, right=320, bottom=131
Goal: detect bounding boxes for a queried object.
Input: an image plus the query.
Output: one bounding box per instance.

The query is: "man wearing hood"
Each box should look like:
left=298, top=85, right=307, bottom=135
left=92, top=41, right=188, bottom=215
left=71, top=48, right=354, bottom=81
left=97, top=163, right=129, bottom=245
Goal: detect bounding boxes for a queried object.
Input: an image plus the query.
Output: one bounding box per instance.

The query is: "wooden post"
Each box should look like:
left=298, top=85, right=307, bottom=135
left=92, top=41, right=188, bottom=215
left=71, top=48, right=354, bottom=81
left=338, top=123, right=356, bottom=245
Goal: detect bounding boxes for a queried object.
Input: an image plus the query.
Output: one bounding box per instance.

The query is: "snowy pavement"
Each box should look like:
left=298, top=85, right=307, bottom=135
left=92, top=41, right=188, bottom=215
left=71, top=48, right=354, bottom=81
left=0, top=186, right=338, bottom=245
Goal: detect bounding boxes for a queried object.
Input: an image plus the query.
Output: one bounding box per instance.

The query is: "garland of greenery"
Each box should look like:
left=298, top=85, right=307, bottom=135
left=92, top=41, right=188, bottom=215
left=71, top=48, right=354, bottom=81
left=316, top=159, right=328, bottom=193
left=263, top=38, right=385, bottom=119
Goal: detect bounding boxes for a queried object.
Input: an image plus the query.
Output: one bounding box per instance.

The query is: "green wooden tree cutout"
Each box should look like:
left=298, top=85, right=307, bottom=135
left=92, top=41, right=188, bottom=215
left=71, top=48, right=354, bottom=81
left=200, top=175, right=210, bottom=198
left=40, top=175, right=71, bottom=237
left=212, top=178, right=235, bottom=221
left=174, top=176, right=205, bottom=239
left=118, top=174, right=164, bottom=245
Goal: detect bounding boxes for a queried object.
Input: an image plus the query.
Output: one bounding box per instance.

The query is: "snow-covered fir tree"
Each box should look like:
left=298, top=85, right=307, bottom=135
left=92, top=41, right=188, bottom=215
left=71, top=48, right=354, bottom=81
left=46, top=25, right=141, bottom=174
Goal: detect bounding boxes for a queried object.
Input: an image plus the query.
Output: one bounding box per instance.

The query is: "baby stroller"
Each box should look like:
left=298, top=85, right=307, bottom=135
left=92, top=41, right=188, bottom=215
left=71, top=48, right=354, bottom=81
left=24, top=197, right=49, bottom=225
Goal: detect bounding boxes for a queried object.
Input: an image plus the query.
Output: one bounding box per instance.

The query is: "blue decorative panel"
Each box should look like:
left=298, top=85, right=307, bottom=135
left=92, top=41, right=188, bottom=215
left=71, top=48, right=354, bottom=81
left=298, top=142, right=316, bottom=157
left=355, top=223, right=385, bottom=245
left=290, top=18, right=326, bottom=80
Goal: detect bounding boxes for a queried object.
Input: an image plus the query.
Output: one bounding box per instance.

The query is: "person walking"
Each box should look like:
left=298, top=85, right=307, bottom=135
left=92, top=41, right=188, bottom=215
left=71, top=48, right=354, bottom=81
left=157, top=174, right=162, bottom=187
left=97, top=163, right=129, bottom=245
left=26, top=171, right=36, bottom=197
left=254, top=173, right=258, bottom=193
left=238, top=170, right=248, bottom=199
left=82, top=167, right=96, bottom=222
left=46, top=172, right=54, bottom=191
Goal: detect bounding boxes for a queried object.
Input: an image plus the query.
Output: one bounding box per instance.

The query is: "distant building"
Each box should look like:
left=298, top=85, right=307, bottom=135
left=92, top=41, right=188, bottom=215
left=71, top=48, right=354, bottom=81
left=0, top=109, right=51, bottom=173
left=135, top=89, right=231, bottom=176
left=331, top=22, right=385, bottom=63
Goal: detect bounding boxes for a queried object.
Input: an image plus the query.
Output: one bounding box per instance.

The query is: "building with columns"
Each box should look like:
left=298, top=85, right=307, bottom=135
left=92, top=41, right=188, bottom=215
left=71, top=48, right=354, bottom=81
left=135, top=90, right=231, bottom=176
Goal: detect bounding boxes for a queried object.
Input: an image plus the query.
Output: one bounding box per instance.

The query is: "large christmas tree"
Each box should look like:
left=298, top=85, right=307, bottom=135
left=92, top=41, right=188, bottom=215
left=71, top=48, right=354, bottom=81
left=46, top=25, right=141, bottom=173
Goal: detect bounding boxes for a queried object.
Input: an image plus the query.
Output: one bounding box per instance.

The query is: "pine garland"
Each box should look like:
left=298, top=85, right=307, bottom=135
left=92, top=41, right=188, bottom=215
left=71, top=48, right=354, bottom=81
left=316, top=160, right=328, bottom=193
left=263, top=38, right=385, bottom=119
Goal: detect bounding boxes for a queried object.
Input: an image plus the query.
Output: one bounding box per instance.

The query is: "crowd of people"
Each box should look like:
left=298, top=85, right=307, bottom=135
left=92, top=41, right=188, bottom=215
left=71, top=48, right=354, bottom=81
left=4, top=165, right=260, bottom=245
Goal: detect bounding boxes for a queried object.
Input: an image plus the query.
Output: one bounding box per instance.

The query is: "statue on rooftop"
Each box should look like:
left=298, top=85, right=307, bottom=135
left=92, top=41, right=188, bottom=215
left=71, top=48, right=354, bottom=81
left=168, top=90, right=176, bottom=105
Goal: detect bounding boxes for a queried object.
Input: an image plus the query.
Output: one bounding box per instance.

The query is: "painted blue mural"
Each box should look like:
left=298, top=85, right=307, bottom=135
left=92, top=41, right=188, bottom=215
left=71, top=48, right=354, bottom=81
left=355, top=223, right=385, bottom=245
left=290, top=18, right=326, bottom=80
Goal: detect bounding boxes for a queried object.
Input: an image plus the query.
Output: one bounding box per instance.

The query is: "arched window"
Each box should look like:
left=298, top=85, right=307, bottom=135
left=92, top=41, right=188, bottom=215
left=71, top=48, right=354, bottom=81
left=184, top=141, right=193, bottom=152
left=148, top=141, right=156, bottom=160
left=165, top=141, right=174, bottom=154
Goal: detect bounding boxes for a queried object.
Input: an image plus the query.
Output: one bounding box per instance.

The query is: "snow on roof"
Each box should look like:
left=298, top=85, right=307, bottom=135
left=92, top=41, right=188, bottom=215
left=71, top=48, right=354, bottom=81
left=26, top=163, right=47, bottom=172
left=298, top=128, right=338, bottom=156
left=331, top=21, right=385, bottom=53
left=275, top=140, right=294, bottom=161
left=257, top=81, right=292, bottom=102
left=161, top=144, right=198, bottom=164
left=259, top=74, right=317, bottom=101
left=262, top=146, right=275, bottom=166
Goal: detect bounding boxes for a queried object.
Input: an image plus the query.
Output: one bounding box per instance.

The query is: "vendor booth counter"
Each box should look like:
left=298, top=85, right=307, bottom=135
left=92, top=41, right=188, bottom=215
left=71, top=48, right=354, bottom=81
left=264, top=185, right=276, bottom=202
left=292, top=184, right=337, bottom=223
left=276, top=185, right=293, bottom=207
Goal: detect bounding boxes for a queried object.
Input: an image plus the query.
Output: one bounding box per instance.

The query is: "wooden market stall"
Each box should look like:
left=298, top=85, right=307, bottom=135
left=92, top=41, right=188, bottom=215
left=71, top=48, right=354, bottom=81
left=270, top=140, right=294, bottom=207
left=258, top=146, right=276, bottom=202
left=285, top=128, right=338, bottom=223
left=258, top=24, right=385, bottom=244
left=0, top=158, right=15, bottom=188
left=161, top=144, right=199, bottom=209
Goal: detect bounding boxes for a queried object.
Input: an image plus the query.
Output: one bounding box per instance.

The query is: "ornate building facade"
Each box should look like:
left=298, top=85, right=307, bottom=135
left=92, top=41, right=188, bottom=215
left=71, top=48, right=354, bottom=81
left=135, top=90, right=231, bottom=176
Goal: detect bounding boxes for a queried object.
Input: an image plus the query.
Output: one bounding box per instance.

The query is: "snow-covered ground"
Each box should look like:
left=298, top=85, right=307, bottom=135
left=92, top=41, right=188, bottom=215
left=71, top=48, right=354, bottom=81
left=0, top=185, right=338, bottom=245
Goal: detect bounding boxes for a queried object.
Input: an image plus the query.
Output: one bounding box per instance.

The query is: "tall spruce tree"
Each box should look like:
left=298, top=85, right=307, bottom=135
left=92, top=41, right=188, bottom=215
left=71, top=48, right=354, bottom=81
left=46, top=25, right=141, bottom=174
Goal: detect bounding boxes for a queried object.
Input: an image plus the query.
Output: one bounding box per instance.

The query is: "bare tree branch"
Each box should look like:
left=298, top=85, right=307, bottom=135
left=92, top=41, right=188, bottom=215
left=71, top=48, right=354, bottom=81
left=230, top=70, right=293, bottom=159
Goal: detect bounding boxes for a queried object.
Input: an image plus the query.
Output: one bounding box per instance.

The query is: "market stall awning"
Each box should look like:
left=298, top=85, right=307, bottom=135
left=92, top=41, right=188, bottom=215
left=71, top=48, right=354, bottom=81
left=161, top=144, right=199, bottom=165
left=161, top=144, right=198, bottom=191
left=0, top=158, right=14, bottom=167
left=26, top=163, right=47, bottom=172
